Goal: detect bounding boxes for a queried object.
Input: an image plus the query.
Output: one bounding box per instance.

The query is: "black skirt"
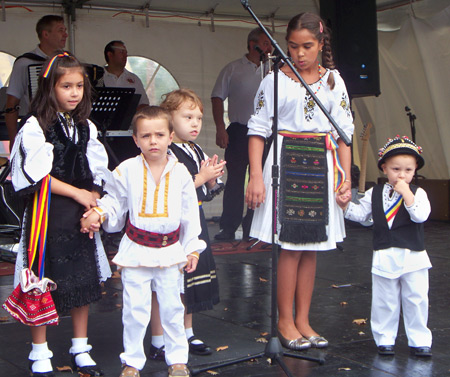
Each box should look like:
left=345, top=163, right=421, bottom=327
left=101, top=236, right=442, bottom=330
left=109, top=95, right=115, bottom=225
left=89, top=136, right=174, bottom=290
left=184, top=207, right=220, bottom=313
left=43, top=194, right=102, bottom=313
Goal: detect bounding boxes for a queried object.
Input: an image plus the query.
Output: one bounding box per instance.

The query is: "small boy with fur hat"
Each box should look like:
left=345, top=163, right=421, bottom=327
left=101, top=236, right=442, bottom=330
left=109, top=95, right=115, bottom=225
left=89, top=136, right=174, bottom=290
left=337, top=135, right=432, bottom=357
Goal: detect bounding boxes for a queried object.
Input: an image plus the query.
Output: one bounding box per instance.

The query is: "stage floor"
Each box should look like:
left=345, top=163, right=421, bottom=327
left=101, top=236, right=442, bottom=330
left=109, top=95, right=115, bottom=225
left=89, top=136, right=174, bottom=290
left=0, top=220, right=449, bottom=377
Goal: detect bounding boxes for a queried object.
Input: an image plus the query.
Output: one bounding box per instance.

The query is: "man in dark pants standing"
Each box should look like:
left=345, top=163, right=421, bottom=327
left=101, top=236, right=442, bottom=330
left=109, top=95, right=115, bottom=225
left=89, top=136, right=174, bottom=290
left=211, top=28, right=271, bottom=240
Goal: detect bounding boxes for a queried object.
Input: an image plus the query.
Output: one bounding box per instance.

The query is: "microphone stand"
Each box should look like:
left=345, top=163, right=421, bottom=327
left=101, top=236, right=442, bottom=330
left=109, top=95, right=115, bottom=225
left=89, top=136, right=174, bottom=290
left=405, top=106, right=420, bottom=182
left=405, top=106, right=417, bottom=144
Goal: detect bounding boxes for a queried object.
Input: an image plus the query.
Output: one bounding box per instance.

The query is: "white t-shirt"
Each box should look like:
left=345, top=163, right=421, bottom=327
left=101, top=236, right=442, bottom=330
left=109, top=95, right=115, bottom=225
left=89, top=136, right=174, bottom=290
left=211, top=55, right=268, bottom=125
left=102, top=67, right=150, bottom=106
left=6, top=46, right=48, bottom=115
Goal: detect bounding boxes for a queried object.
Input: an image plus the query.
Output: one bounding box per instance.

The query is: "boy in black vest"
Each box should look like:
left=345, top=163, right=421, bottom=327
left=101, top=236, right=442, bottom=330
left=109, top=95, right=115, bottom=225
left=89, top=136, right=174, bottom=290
left=337, top=136, right=432, bottom=357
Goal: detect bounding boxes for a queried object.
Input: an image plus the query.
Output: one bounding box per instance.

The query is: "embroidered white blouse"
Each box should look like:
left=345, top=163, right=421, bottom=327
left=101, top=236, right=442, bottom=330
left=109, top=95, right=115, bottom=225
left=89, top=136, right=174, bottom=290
left=247, top=69, right=354, bottom=140
left=98, top=153, right=206, bottom=268
left=246, top=69, right=354, bottom=251
left=11, top=115, right=110, bottom=190
left=345, top=183, right=432, bottom=279
left=10, top=115, right=112, bottom=286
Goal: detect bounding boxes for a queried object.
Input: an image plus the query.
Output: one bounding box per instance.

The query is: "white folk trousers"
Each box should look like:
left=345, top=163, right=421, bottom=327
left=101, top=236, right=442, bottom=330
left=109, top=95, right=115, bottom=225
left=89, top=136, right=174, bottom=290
left=371, top=269, right=432, bottom=348
left=120, top=265, right=187, bottom=369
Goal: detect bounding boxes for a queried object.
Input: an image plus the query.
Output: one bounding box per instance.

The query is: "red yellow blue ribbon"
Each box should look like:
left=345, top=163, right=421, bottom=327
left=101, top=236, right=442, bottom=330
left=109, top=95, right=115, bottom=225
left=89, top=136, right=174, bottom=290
left=43, top=52, right=69, bottom=78
left=385, top=195, right=403, bottom=223
left=27, top=175, right=51, bottom=280
left=278, top=131, right=346, bottom=192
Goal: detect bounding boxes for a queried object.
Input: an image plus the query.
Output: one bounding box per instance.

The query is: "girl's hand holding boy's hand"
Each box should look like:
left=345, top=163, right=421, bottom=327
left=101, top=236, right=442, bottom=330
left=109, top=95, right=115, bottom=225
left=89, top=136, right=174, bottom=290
left=184, top=254, right=199, bottom=273
left=336, top=191, right=351, bottom=210
left=80, top=208, right=101, bottom=239
left=335, top=180, right=352, bottom=209
left=75, top=189, right=98, bottom=210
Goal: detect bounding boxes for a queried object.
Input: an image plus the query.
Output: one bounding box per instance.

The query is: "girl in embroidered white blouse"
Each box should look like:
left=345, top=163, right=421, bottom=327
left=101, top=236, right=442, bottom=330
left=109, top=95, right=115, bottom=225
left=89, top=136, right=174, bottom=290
left=246, top=13, right=354, bottom=351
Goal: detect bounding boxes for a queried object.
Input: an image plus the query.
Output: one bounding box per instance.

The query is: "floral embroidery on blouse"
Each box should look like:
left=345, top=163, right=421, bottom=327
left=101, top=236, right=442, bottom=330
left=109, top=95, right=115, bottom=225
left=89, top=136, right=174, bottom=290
left=255, top=90, right=265, bottom=115
left=304, top=93, right=316, bottom=121
left=340, top=93, right=352, bottom=118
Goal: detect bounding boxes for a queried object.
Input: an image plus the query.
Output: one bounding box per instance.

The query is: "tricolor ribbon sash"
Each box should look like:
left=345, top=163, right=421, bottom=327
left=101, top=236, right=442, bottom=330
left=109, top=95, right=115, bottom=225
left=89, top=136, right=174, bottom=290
left=2, top=174, right=58, bottom=327
left=278, top=131, right=345, bottom=192
left=27, top=175, right=51, bottom=279
left=385, top=195, right=403, bottom=223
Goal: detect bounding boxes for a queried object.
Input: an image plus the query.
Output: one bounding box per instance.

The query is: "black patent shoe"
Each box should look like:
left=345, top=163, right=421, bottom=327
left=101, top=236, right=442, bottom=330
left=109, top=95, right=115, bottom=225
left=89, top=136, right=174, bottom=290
left=71, top=352, right=104, bottom=376
left=149, top=344, right=165, bottom=361
left=410, top=346, right=432, bottom=357
left=377, top=345, right=395, bottom=355
left=188, top=336, right=212, bottom=356
left=28, top=361, right=55, bottom=377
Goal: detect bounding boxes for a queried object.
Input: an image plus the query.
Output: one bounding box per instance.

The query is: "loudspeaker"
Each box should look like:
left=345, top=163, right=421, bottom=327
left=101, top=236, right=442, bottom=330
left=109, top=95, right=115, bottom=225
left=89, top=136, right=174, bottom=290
left=320, top=0, right=380, bottom=98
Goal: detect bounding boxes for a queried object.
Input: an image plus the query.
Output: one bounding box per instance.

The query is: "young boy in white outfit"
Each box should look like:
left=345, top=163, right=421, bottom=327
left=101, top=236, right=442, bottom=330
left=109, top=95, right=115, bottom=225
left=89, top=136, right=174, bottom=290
left=337, top=135, right=432, bottom=357
left=82, top=106, right=205, bottom=377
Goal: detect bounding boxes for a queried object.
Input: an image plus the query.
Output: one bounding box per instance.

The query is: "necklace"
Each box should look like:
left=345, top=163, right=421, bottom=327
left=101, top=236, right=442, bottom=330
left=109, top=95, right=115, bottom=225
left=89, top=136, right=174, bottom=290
left=58, top=112, right=76, bottom=141
left=293, top=61, right=324, bottom=95
left=315, top=62, right=324, bottom=95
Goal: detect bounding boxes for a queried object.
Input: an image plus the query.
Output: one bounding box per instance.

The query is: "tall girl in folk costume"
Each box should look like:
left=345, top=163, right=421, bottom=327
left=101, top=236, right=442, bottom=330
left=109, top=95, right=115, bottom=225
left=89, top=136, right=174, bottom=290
left=10, top=53, right=111, bottom=376
left=246, top=13, right=354, bottom=350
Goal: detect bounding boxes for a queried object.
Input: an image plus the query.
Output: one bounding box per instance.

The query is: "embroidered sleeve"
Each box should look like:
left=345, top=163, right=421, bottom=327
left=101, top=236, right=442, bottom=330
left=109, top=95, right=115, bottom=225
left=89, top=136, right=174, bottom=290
left=98, top=163, right=130, bottom=232
left=247, top=73, right=274, bottom=139
left=344, top=188, right=373, bottom=223
left=11, top=116, right=53, bottom=191
left=86, top=120, right=111, bottom=186
left=328, top=70, right=354, bottom=141
left=404, top=187, right=431, bottom=223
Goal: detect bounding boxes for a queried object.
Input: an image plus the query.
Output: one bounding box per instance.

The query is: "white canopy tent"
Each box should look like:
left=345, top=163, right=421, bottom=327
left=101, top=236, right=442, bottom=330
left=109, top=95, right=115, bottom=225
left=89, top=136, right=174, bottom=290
left=1, top=0, right=449, bottom=218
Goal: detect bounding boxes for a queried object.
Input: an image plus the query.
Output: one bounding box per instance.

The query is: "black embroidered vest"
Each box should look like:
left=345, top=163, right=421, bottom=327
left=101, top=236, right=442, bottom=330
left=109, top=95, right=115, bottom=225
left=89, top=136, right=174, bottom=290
left=45, top=118, right=94, bottom=191
left=169, top=143, right=210, bottom=202
left=372, top=184, right=425, bottom=251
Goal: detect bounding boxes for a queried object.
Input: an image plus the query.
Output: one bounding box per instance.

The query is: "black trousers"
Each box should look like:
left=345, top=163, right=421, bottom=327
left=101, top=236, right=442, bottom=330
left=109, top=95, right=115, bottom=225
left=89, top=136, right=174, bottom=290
left=220, top=123, right=253, bottom=234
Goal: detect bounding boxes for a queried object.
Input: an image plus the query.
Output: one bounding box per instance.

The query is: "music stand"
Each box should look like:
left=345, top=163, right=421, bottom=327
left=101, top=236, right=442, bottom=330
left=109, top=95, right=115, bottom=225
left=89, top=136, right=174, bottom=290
left=91, top=87, right=140, bottom=167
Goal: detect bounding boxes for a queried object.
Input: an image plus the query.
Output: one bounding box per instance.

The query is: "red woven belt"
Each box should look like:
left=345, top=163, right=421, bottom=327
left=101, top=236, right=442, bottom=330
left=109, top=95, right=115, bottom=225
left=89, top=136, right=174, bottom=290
left=125, top=220, right=180, bottom=248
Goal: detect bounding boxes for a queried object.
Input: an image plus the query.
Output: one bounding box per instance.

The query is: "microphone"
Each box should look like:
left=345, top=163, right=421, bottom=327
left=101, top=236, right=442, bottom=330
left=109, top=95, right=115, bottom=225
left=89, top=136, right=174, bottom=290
left=254, top=45, right=264, bottom=55
left=240, top=0, right=249, bottom=9
left=254, top=45, right=266, bottom=62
